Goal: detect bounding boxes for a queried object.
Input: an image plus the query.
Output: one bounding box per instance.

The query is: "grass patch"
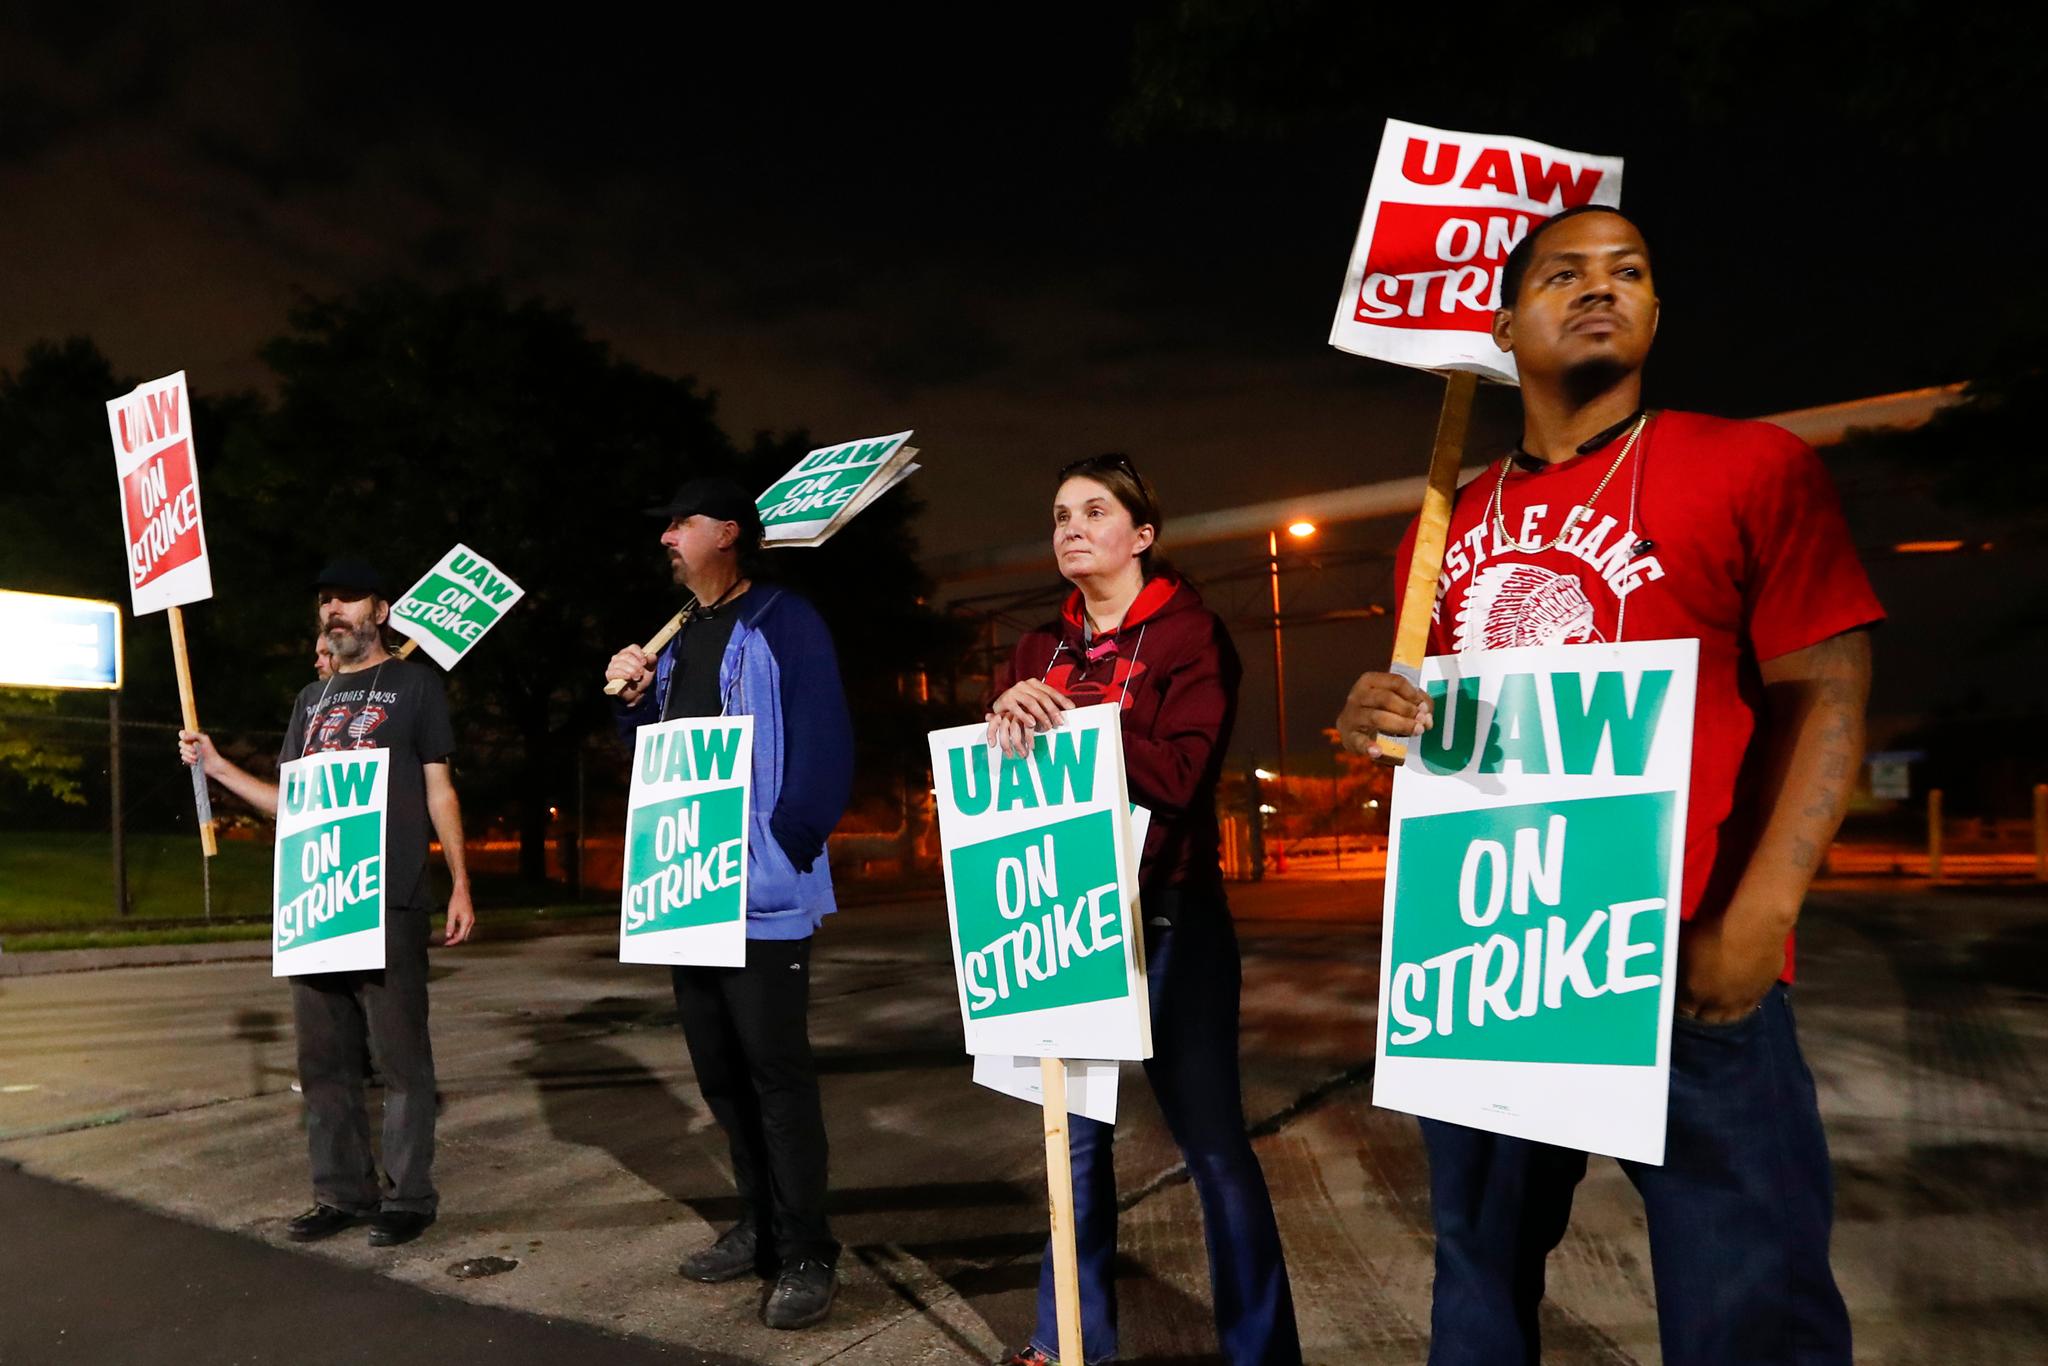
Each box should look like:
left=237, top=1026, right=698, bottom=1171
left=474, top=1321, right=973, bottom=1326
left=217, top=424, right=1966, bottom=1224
left=0, top=832, right=622, bottom=932
left=0, top=895, right=620, bottom=954
left=3, top=831, right=675, bottom=952
left=1, top=831, right=276, bottom=928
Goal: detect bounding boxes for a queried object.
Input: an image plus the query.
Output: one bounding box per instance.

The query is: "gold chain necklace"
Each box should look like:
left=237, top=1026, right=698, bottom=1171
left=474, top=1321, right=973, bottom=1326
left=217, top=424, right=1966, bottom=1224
left=1488, top=413, right=1649, bottom=554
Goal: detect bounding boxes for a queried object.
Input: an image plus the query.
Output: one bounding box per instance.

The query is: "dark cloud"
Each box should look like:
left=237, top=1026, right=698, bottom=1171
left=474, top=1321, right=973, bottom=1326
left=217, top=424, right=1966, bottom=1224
left=1, top=3, right=2036, bottom=760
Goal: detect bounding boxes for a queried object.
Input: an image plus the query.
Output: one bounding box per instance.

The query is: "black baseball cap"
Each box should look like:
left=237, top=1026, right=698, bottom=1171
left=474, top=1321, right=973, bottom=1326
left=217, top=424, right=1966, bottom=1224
left=645, top=475, right=764, bottom=541
left=312, top=557, right=389, bottom=597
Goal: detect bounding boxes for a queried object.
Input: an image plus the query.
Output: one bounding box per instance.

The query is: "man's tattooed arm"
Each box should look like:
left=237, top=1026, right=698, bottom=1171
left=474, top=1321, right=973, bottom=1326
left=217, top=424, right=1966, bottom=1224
left=1678, top=628, right=1873, bottom=1019
left=1753, top=630, right=1873, bottom=886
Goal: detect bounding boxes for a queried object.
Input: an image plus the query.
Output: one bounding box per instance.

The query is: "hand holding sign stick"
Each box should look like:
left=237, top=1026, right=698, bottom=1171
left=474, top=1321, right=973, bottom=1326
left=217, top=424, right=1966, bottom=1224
left=602, top=609, right=687, bottom=698
left=165, top=605, right=218, bottom=857
left=604, top=434, right=921, bottom=695
left=1378, top=371, right=1476, bottom=762
left=1327, top=119, right=1622, bottom=761
left=107, top=371, right=219, bottom=859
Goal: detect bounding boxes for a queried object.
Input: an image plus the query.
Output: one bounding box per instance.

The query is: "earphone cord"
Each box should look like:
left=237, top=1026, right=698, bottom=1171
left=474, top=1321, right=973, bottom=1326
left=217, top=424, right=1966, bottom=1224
left=1119, top=624, right=1147, bottom=708
left=1617, top=418, right=1652, bottom=646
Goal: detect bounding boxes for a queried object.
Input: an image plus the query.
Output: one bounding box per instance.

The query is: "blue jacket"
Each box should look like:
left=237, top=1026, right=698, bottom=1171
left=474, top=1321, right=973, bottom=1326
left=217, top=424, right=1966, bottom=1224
left=614, top=585, right=853, bottom=938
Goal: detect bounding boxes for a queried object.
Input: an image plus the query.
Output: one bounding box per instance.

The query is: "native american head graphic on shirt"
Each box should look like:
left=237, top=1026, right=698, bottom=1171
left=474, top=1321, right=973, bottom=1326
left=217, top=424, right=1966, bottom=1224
left=1453, top=563, right=1606, bottom=652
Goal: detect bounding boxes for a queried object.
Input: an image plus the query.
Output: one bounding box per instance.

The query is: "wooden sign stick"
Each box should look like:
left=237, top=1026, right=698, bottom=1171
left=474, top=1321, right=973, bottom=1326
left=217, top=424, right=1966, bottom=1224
left=166, top=605, right=218, bottom=857
left=1379, top=370, right=1479, bottom=763
left=394, top=639, right=418, bottom=659
left=602, top=608, right=687, bottom=697
left=1039, top=1056, right=1086, bottom=1366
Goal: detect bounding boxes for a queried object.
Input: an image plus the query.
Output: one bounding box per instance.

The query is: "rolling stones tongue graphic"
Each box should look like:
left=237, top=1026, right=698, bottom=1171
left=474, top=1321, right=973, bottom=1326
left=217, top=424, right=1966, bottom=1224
left=309, top=702, right=390, bottom=752
left=1453, top=562, right=1606, bottom=652
left=344, top=705, right=389, bottom=747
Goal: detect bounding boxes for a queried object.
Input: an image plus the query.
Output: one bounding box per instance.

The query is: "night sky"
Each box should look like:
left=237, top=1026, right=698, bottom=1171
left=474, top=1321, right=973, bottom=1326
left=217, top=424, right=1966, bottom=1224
left=4, top=4, right=2038, bottom=766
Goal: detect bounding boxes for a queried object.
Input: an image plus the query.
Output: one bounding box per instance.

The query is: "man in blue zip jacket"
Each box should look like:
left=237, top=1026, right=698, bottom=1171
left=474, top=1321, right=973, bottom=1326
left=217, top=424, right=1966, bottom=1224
left=606, top=475, right=854, bottom=1331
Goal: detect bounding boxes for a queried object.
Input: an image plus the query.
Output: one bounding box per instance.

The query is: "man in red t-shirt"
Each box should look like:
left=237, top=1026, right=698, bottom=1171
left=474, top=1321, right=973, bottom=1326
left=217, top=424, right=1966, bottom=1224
left=1338, top=206, right=1876, bottom=1365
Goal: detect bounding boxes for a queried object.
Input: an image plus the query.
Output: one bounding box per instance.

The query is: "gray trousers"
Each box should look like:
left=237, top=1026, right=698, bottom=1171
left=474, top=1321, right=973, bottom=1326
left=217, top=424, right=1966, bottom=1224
left=290, top=906, right=437, bottom=1214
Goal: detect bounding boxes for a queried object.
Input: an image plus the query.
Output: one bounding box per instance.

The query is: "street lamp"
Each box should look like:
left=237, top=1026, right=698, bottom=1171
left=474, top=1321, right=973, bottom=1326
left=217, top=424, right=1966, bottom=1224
left=1266, top=521, right=1316, bottom=872
left=1267, top=521, right=1316, bottom=783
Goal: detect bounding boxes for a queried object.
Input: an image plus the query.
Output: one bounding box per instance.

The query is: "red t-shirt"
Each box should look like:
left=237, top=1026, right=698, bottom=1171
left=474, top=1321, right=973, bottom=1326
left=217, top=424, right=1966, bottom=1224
left=1395, top=410, right=1884, bottom=965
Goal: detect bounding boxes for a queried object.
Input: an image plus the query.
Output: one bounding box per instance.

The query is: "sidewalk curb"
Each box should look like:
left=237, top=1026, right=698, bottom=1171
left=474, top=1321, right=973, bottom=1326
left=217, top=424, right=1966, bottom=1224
left=0, top=941, right=272, bottom=978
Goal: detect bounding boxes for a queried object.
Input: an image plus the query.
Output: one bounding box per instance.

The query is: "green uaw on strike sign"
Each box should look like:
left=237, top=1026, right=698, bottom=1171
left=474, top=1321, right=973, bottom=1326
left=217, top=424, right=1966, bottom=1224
left=272, top=749, right=389, bottom=976
left=388, top=543, right=524, bottom=671
left=1377, top=639, right=1697, bottom=1164
left=928, top=704, right=1151, bottom=1061
left=755, top=430, right=919, bottom=547
left=620, top=716, right=752, bottom=967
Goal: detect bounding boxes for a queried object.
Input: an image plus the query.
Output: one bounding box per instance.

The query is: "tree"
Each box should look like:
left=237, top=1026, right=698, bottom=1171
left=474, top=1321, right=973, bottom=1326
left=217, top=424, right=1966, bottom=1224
left=248, top=281, right=960, bottom=882
left=0, top=339, right=135, bottom=602
left=1, top=295, right=965, bottom=869
left=0, top=691, right=85, bottom=806
left=0, top=337, right=278, bottom=721
left=0, top=340, right=263, bottom=829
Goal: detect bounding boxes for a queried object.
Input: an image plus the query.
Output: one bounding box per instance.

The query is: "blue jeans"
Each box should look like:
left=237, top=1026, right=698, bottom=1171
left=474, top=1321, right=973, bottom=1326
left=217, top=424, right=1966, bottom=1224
left=1421, top=983, right=1852, bottom=1365
left=1030, top=899, right=1301, bottom=1365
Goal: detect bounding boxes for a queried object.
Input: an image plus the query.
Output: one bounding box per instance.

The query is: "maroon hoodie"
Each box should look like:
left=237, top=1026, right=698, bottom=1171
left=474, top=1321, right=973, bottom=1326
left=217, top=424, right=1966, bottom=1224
left=997, top=573, right=1240, bottom=896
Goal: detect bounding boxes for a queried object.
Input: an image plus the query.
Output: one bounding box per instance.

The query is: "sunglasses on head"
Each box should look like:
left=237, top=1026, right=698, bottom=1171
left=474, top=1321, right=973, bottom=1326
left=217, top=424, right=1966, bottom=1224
left=1059, top=453, right=1143, bottom=481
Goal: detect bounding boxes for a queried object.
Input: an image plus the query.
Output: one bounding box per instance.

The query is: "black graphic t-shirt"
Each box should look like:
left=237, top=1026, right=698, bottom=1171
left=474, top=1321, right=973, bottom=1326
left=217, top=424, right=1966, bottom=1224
left=279, top=656, right=456, bottom=909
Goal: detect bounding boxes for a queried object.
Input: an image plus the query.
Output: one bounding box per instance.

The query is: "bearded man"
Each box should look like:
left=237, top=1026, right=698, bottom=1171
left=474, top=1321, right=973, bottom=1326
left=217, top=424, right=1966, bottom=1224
left=606, top=477, right=854, bottom=1330
left=181, top=557, right=473, bottom=1247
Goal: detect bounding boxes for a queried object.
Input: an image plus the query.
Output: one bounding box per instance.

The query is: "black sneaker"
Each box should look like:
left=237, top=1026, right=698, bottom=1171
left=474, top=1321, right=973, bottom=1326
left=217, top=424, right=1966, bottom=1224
left=284, top=1204, right=362, bottom=1242
left=367, top=1209, right=435, bottom=1247
left=762, top=1258, right=836, bottom=1329
left=679, top=1222, right=770, bottom=1283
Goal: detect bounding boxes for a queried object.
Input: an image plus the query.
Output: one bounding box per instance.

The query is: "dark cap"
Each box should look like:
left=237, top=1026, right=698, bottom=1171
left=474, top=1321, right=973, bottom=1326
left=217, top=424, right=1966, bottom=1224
left=645, top=475, right=764, bottom=541
left=312, top=557, right=389, bottom=597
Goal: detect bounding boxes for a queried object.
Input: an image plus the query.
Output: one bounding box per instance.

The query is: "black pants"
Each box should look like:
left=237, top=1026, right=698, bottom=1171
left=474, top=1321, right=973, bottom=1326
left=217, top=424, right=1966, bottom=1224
left=291, top=907, right=437, bottom=1215
left=671, top=936, right=837, bottom=1266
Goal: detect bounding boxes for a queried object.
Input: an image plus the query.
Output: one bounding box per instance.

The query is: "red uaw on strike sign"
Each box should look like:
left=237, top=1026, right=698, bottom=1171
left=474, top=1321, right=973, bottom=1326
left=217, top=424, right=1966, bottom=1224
left=106, top=371, right=214, bottom=614
left=1329, top=119, right=1622, bottom=384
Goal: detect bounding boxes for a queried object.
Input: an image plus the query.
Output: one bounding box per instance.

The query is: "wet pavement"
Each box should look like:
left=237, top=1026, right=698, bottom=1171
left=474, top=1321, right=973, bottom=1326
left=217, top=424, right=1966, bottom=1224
left=1, top=877, right=2042, bottom=1364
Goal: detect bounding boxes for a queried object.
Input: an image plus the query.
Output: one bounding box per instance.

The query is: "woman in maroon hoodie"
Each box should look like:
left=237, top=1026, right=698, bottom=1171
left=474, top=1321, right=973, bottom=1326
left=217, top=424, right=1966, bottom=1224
left=988, top=455, right=1300, bottom=1366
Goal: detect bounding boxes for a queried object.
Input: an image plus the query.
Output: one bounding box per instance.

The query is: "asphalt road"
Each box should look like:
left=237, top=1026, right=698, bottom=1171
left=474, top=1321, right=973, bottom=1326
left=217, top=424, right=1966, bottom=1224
left=1, top=877, right=2043, bottom=1364
left=0, top=1161, right=734, bottom=1365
